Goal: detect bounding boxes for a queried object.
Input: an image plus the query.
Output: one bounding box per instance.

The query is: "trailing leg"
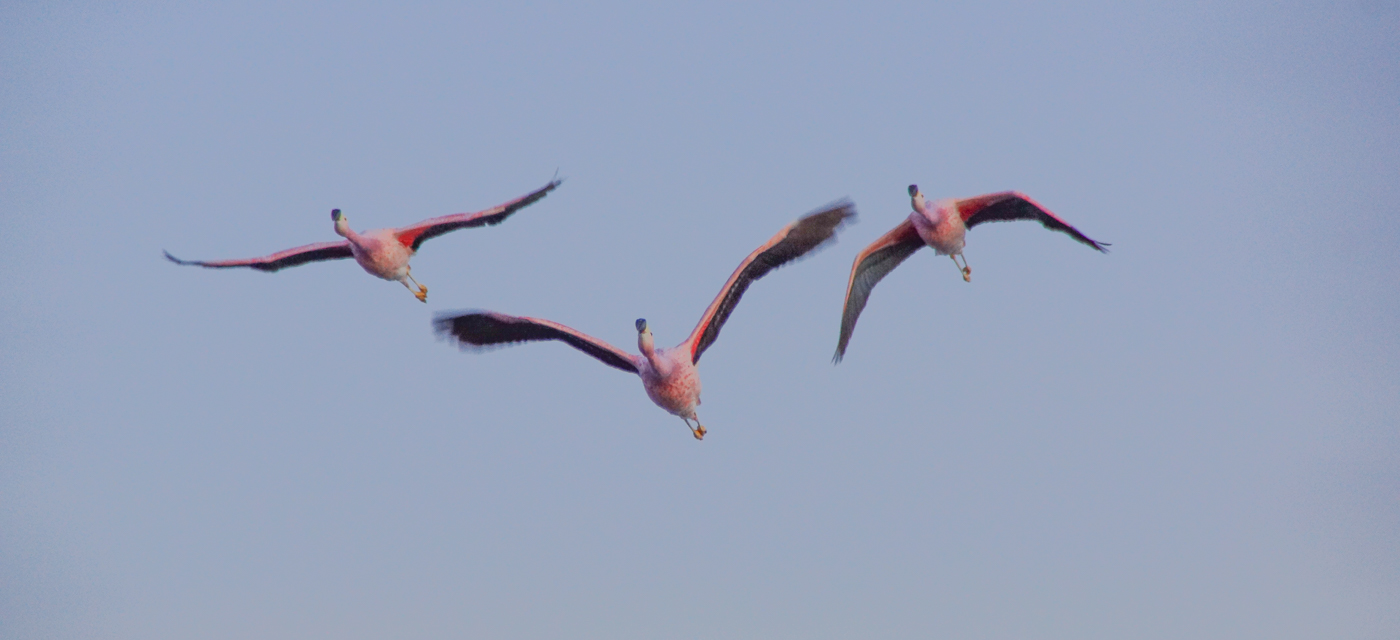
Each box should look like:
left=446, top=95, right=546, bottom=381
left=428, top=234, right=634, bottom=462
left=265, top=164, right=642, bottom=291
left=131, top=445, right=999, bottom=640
left=400, top=277, right=427, bottom=302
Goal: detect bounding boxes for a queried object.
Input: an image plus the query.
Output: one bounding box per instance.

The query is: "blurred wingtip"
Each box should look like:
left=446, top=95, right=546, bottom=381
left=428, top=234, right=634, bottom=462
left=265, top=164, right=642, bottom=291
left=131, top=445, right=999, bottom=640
left=432, top=309, right=518, bottom=354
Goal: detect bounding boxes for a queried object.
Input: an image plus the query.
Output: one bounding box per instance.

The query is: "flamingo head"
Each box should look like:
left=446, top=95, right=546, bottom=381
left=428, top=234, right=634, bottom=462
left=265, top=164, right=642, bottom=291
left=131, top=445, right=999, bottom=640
left=331, top=209, right=350, bottom=236
left=908, top=184, right=927, bottom=211
left=636, top=318, right=655, bottom=355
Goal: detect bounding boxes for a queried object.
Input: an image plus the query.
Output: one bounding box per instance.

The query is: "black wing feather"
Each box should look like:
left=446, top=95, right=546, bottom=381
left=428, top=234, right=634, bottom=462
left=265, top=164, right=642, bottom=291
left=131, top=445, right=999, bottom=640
left=963, top=195, right=1109, bottom=252
left=690, top=199, right=856, bottom=364
left=162, top=244, right=354, bottom=272
left=434, top=311, right=639, bottom=374
left=833, top=235, right=924, bottom=363
left=409, top=179, right=561, bottom=251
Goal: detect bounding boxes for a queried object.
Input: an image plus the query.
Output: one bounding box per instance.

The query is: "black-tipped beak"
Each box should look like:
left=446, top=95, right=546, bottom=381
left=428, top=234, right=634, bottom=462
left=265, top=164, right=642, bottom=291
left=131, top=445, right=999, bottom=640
left=331, top=208, right=342, bottom=221
left=635, top=318, right=647, bottom=332
left=907, top=184, right=919, bottom=197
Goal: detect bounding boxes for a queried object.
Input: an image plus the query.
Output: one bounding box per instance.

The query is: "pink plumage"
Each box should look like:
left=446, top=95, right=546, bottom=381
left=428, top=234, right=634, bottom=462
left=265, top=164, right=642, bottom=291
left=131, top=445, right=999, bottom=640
left=833, top=185, right=1108, bottom=362
left=165, top=179, right=561, bottom=302
left=436, top=199, right=855, bottom=440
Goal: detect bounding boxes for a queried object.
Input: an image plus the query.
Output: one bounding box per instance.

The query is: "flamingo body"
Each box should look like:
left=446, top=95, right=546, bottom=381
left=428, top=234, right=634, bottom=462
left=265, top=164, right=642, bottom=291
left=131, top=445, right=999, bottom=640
left=344, top=228, right=415, bottom=281
left=165, top=179, right=561, bottom=302
left=638, top=346, right=702, bottom=421
left=832, top=185, right=1107, bottom=362
left=435, top=199, right=855, bottom=439
left=909, top=197, right=968, bottom=256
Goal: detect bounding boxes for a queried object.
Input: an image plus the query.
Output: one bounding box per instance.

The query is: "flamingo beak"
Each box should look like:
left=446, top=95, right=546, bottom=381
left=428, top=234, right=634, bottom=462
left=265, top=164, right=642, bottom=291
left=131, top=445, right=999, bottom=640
left=331, top=209, right=343, bottom=222
left=907, top=184, right=919, bottom=197
left=635, top=318, right=648, bottom=333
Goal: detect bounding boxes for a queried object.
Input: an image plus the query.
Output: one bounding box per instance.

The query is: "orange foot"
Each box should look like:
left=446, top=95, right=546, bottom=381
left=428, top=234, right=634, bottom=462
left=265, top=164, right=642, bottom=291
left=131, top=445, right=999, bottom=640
left=692, top=425, right=707, bottom=440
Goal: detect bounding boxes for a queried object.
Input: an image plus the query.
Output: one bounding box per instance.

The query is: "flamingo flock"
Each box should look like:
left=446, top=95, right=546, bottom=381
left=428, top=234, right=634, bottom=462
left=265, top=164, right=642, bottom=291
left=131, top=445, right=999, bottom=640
left=167, top=180, right=1106, bottom=440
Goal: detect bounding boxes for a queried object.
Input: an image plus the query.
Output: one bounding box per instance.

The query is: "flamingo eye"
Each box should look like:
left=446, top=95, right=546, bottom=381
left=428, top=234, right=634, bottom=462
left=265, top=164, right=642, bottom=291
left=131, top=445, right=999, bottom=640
left=907, top=185, right=918, bottom=197
left=635, top=318, right=647, bottom=332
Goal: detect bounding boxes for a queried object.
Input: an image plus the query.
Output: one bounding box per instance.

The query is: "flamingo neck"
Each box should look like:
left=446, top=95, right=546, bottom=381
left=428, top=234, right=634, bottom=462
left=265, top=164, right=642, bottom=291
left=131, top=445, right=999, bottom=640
left=913, top=196, right=948, bottom=227
left=334, top=220, right=368, bottom=248
left=638, top=331, right=665, bottom=372
left=912, top=194, right=933, bottom=217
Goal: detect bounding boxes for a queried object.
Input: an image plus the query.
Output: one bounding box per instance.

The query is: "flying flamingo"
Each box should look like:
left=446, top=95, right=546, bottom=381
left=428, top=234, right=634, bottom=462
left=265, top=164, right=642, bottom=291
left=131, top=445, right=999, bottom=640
left=435, top=200, right=856, bottom=440
left=833, top=185, right=1107, bottom=362
left=164, top=179, right=561, bottom=302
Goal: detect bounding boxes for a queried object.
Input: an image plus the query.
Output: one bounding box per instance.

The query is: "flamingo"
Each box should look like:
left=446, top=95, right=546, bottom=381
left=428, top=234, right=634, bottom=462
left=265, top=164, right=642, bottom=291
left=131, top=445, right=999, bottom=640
left=434, top=200, right=856, bottom=440
left=833, top=185, right=1107, bottom=362
left=164, top=179, right=561, bottom=302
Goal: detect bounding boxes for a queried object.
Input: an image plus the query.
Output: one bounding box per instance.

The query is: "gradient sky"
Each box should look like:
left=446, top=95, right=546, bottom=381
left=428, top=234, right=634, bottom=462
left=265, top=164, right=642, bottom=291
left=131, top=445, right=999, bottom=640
left=3, top=1, right=1398, bottom=638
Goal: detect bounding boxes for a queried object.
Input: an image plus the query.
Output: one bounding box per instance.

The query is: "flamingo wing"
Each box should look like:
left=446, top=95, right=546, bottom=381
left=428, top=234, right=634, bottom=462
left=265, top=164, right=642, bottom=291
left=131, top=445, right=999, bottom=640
left=833, top=219, right=924, bottom=363
left=434, top=310, right=639, bottom=374
left=685, top=199, right=856, bottom=364
left=958, top=191, right=1109, bottom=252
left=163, top=241, right=353, bottom=272
left=395, top=179, right=562, bottom=251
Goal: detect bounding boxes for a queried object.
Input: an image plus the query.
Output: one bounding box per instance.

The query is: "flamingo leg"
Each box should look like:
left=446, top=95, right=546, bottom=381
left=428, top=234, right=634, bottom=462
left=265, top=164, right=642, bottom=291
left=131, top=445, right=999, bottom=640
left=951, top=254, right=971, bottom=282
left=400, top=277, right=428, bottom=303
left=681, top=418, right=707, bottom=441
left=406, top=268, right=428, bottom=298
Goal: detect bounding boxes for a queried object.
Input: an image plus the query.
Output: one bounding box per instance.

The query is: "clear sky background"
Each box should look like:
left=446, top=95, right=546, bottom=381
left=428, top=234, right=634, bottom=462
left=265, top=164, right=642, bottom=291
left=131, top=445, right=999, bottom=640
left=2, top=1, right=1397, bottom=638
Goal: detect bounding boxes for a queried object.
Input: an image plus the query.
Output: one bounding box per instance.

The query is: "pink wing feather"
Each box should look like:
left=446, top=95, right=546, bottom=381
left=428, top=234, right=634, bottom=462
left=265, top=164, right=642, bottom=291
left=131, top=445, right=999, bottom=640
left=956, top=191, right=1108, bottom=252
left=394, top=179, right=561, bottom=251
left=832, top=218, right=925, bottom=363
left=435, top=310, right=640, bottom=374
left=163, top=241, right=353, bottom=272
left=684, top=199, right=855, bottom=364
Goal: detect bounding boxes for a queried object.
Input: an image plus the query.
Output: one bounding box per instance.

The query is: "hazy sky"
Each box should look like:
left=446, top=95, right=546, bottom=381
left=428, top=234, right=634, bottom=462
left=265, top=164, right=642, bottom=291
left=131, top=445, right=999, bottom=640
left=3, top=1, right=1397, bottom=638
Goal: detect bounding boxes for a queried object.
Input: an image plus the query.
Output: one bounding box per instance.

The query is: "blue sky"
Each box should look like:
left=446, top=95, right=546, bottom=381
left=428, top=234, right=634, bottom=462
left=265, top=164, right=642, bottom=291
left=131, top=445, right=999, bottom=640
left=3, top=1, right=1398, bottom=638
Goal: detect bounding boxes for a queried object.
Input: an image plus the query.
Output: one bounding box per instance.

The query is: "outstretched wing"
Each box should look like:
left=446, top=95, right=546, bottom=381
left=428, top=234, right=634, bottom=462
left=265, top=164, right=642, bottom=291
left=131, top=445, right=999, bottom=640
left=685, top=199, right=856, bottom=365
left=396, top=179, right=562, bottom=251
left=833, top=219, right=924, bottom=363
left=434, top=310, right=639, bottom=374
left=163, top=241, right=353, bottom=272
left=957, top=191, right=1108, bottom=252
